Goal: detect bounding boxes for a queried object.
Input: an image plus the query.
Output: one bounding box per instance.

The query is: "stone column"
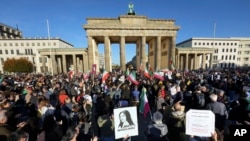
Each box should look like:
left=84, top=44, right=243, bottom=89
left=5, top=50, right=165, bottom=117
left=73, top=54, right=76, bottom=71
left=57, top=57, right=62, bottom=73
left=156, top=36, right=161, bottom=70
left=120, top=36, right=126, bottom=71
left=62, top=55, right=67, bottom=73
left=41, top=56, right=46, bottom=73
left=171, top=37, right=176, bottom=68
left=210, top=53, right=213, bottom=68
left=136, top=39, right=141, bottom=70
left=51, top=55, right=57, bottom=74
left=87, top=36, right=94, bottom=71
left=202, top=53, right=206, bottom=69
left=76, top=57, right=80, bottom=71
left=176, top=53, right=179, bottom=70
left=180, top=55, right=183, bottom=70
left=193, top=54, right=196, bottom=70
left=185, top=53, right=189, bottom=70
left=104, top=36, right=111, bottom=71
left=141, top=36, right=146, bottom=70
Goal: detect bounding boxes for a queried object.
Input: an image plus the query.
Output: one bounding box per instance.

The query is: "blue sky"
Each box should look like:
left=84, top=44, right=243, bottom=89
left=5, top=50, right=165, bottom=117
left=1, top=0, right=250, bottom=65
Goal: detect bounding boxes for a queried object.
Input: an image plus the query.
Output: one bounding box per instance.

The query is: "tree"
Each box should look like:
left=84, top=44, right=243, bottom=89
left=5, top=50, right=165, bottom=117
left=3, top=58, right=33, bottom=73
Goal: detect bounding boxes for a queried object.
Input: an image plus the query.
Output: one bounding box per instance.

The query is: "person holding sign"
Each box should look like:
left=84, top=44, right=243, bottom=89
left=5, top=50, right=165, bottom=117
left=118, top=110, right=135, bottom=129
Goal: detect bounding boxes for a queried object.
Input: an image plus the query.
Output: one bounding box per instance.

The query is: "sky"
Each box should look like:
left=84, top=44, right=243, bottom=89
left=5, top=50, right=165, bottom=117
left=1, top=0, right=250, bottom=65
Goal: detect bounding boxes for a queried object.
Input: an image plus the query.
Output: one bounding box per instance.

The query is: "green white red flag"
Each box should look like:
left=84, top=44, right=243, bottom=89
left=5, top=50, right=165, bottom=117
left=139, top=87, right=150, bottom=117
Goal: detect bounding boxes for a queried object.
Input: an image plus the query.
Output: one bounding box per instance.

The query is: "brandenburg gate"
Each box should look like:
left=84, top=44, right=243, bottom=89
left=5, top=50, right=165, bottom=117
left=84, top=15, right=180, bottom=72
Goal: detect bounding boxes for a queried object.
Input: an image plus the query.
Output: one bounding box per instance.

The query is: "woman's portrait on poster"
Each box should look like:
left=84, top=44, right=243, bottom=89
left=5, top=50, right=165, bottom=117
left=118, top=110, right=135, bottom=129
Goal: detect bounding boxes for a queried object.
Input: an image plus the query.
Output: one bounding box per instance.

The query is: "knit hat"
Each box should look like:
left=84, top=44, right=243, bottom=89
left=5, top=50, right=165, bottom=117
left=153, top=111, right=163, bottom=123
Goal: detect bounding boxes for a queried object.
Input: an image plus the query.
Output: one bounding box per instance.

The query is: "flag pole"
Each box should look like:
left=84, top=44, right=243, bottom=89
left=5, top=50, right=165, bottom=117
left=47, top=19, right=53, bottom=75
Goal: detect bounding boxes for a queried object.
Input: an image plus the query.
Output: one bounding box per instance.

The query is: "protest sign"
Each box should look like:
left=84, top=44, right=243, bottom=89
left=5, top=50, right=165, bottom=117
left=114, top=106, right=138, bottom=139
left=186, top=109, right=215, bottom=137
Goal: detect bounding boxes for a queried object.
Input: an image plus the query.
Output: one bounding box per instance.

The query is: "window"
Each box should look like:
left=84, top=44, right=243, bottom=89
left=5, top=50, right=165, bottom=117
left=222, top=49, right=224, bottom=52
left=11, top=50, right=14, bottom=54
left=26, top=43, right=29, bottom=46
left=243, top=57, right=249, bottom=61
left=30, top=49, right=33, bottom=55
left=232, top=63, right=234, bottom=67
left=234, top=49, right=236, bottom=52
left=226, top=49, right=228, bottom=52
left=203, top=43, right=205, bottom=45
left=219, top=43, right=221, bottom=45
left=4, top=43, right=7, bottom=46
left=53, top=42, right=56, bottom=46
left=206, top=56, right=208, bottom=60
left=16, top=49, right=19, bottom=54
left=0, top=58, right=4, bottom=64
left=15, top=43, right=18, bottom=46
left=233, top=55, right=235, bottom=60
left=225, top=55, right=228, bottom=60
left=237, top=58, right=241, bottom=61
left=229, top=55, right=231, bottom=60
left=32, top=43, right=35, bottom=46
left=222, top=55, right=224, bottom=60
left=37, top=43, right=40, bottom=46
left=194, top=42, right=197, bottom=45
left=238, top=51, right=241, bottom=55
left=235, top=43, right=237, bottom=45
left=244, top=51, right=250, bottom=54
left=211, top=43, right=213, bottom=46
left=5, top=50, right=8, bottom=54
left=0, top=50, right=2, bottom=54
left=207, top=43, right=209, bottom=46
left=25, top=49, right=28, bottom=55
left=223, top=43, right=225, bottom=46
left=215, top=43, right=217, bottom=45
left=10, top=43, right=13, bottom=46
left=43, top=43, right=46, bottom=46
left=227, top=43, right=229, bottom=46
left=230, top=49, right=232, bottom=52
left=231, top=43, right=233, bottom=46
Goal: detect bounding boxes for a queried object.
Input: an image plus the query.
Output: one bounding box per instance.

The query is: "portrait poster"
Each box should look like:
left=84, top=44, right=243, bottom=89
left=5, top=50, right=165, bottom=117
left=186, top=109, right=215, bottom=137
left=114, top=106, right=138, bottom=139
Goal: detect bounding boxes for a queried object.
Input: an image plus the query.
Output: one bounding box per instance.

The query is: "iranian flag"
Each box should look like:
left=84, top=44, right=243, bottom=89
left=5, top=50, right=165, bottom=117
left=127, top=71, right=139, bottom=85
left=170, top=56, right=175, bottom=70
left=153, top=71, right=164, bottom=81
left=144, top=67, right=151, bottom=79
left=139, top=87, right=150, bottom=117
left=102, top=70, right=110, bottom=83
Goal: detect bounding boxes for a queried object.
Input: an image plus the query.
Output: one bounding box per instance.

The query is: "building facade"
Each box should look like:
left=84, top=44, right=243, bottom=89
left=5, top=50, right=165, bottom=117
left=84, top=14, right=180, bottom=72
left=177, top=38, right=250, bottom=69
left=0, top=38, right=74, bottom=73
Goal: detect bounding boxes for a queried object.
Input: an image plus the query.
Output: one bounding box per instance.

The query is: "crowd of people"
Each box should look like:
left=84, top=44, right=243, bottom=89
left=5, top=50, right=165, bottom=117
left=0, top=67, right=249, bottom=141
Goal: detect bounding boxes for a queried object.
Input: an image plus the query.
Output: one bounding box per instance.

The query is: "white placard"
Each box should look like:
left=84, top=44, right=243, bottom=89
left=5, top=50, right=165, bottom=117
left=186, top=109, right=215, bottom=137
left=114, top=106, right=138, bottom=139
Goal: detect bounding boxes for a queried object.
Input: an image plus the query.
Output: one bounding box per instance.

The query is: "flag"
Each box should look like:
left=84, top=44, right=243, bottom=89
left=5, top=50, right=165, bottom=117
left=102, top=69, right=110, bottom=83
left=170, top=56, right=175, bottom=70
left=125, top=68, right=130, bottom=76
left=139, top=87, right=150, bottom=117
left=127, top=71, right=139, bottom=85
left=153, top=71, right=164, bottom=81
left=144, top=66, right=151, bottom=79
left=139, top=62, right=143, bottom=72
left=68, top=70, right=75, bottom=80
left=83, top=73, right=89, bottom=80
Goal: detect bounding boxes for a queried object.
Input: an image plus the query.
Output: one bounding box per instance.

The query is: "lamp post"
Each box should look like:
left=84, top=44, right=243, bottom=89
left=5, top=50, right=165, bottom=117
left=47, top=19, right=53, bottom=75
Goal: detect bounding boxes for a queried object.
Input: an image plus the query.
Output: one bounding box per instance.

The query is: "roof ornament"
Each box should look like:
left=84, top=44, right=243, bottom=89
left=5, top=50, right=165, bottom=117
left=127, top=2, right=136, bottom=15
